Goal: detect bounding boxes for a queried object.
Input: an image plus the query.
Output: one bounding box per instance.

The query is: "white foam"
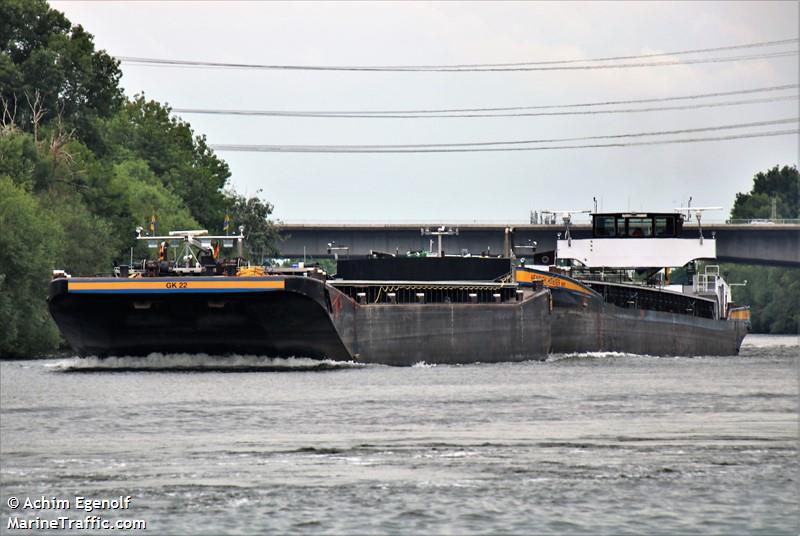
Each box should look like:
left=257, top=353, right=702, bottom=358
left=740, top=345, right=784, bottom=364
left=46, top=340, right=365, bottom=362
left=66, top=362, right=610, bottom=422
left=546, top=351, right=657, bottom=362
left=740, top=334, right=800, bottom=348
left=46, top=353, right=365, bottom=372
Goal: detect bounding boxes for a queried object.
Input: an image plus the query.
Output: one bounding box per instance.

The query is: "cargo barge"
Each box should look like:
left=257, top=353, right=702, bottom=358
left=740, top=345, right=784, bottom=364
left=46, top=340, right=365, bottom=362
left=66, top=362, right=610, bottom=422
left=516, top=209, right=750, bottom=356
left=47, top=230, right=551, bottom=365
left=48, top=208, right=750, bottom=363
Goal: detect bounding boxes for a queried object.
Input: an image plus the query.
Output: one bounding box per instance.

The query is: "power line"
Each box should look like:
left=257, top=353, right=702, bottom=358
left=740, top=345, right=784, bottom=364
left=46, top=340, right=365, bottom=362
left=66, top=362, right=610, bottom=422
left=177, top=94, right=798, bottom=119
left=173, top=85, right=799, bottom=117
left=213, top=118, right=798, bottom=150
left=210, top=128, right=798, bottom=153
left=378, top=38, right=800, bottom=68
left=121, top=50, right=799, bottom=73
left=119, top=38, right=799, bottom=72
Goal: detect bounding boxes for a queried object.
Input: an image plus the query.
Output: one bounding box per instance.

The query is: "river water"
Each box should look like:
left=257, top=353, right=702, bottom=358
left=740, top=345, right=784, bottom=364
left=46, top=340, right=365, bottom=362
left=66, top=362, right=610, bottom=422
left=1, top=334, right=797, bottom=535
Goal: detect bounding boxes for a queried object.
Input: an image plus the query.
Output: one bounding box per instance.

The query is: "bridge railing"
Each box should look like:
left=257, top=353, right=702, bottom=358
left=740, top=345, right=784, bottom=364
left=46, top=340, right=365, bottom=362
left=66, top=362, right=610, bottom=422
left=279, top=218, right=800, bottom=227
left=725, top=218, right=800, bottom=225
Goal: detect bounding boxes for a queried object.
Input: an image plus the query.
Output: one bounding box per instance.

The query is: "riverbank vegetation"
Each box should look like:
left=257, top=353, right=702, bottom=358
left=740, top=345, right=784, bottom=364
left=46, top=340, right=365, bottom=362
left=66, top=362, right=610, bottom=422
left=0, top=0, right=279, bottom=357
left=723, top=165, right=799, bottom=334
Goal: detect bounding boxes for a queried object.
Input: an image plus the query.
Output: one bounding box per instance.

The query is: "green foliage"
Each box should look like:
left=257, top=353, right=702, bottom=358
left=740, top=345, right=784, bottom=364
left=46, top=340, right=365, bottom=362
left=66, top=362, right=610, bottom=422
left=726, top=164, right=799, bottom=334
left=108, top=160, right=200, bottom=258
left=722, top=264, right=799, bottom=334
left=98, top=96, right=230, bottom=228
left=731, top=165, right=799, bottom=220
left=40, top=190, right=117, bottom=276
left=0, top=176, right=63, bottom=357
left=225, top=191, right=282, bottom=262
left=0, top=0, right=123, bottom=145
left=0, top=129, right=40, bottom=189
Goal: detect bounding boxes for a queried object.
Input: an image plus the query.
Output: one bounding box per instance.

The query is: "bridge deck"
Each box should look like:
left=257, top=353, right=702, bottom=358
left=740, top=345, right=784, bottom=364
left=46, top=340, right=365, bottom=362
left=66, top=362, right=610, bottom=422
left=276, top=223, right=800, bottom=267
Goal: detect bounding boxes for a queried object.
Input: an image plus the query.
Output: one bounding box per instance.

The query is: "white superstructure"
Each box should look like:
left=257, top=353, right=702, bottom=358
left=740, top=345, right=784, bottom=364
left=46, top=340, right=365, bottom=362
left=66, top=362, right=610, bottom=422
left=555, top=210, right=717, bottom=269
left=557, top=237, right=716, bottom=268
left=543, top=208, right=747, bottom=321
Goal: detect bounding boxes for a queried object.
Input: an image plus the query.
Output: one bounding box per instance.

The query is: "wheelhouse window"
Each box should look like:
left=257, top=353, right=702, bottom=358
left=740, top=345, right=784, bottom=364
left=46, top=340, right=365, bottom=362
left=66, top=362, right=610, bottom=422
left=594, top=216, right=617, bottom=237
left=654, top=217, right=675, bottom=237
left=616, top=217, right=626, bottom=236
left=593, top=213, right=682, bottom=238
left=627, top=218, right=652, bottom=237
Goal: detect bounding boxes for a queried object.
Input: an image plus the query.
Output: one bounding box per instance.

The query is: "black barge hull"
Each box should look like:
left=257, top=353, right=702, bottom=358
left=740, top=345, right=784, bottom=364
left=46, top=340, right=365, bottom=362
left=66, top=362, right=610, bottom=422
left=352, top=292, right=551, bottom=365
left=47, top=276, right=551, bottom=365
left=517, top=268, right=748, bottom=356
left=549, top=300, right=748, bottom=356
left=47, top=276, right=354, bottom=360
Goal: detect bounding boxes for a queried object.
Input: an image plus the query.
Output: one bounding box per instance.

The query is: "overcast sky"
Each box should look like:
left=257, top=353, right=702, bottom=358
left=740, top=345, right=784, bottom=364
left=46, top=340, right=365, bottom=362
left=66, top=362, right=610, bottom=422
left=52, top=1, right=799, bottom=223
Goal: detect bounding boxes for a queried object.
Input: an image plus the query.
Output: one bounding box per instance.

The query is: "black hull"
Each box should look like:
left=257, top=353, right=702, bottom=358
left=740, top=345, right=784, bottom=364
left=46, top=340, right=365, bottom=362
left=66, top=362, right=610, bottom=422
left=353, top=292, right=551, bottom=365
left=48, top=276, right=551, bottom=365
left=547, top=287, right=748, bottom=356
left=47, top=277, right=354, bottom=360
left=550, top=304, right=748, bottom=356
left=516, top=267, right=749, bottom=356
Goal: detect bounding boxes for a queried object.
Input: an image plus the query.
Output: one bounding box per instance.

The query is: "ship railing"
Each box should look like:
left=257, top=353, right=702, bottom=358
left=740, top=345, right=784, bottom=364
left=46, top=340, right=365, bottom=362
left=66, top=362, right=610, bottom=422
left=584, top=279, right=717, bottom=319
left=569, top=269, right=665, bottom=288
left=694, top=274, right=711, bottom=293
left=693, top=270, right=720, bottom=295
left=329, top=281, right=522, bottom=305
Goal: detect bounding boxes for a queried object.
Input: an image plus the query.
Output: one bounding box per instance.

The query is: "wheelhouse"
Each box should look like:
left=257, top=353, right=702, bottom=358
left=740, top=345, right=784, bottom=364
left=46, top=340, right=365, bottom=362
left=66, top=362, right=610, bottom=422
left=592, top=213, right=684, bottom=239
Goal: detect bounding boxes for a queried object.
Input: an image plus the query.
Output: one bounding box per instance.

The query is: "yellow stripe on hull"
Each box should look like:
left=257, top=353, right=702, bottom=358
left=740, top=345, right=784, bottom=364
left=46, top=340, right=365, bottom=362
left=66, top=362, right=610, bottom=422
left=515, top=269, right=595, bottom=296
left=68, top=280, right=285, bottom=292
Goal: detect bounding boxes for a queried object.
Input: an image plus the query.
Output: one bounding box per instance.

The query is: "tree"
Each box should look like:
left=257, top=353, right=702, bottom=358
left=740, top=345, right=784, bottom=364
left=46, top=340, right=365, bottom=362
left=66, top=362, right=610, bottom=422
left=722, top=263, right=799, bottom=334
left=0, top=0, right=123, bottom=147
left=0, top=125, right=42, bottom=189
left=731, top=165, right=799, bottom=220
left=225, top=191, right=282, bottom=262
left=725, top=164, right=799, bottom=334
left=41, top=189, right=117, bottom=277
left=0, top=176, right=63, bottom=357
left=108, top=159, right=201, bottom=259
left=97, top=96, right=230, bottom=229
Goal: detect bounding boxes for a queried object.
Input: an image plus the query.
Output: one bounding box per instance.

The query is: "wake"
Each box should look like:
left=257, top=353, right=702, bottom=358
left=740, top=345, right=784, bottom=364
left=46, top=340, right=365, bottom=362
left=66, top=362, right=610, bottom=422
left=46, top=353, right=366, bottom=372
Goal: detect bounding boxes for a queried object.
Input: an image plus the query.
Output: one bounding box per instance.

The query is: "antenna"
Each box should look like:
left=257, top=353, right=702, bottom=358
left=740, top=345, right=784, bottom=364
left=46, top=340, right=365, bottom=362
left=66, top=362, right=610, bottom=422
left=673, top=206, right=723, bottom=212
left=541, top=209, right=592, bottom=215
left=542, top=210, right=590, bottom=246
left=673, top=206, right=722, bottom=244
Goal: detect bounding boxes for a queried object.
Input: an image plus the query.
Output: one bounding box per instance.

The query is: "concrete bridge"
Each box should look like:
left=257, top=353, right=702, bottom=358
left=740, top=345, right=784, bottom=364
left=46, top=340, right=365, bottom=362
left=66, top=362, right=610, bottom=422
left=276, top=222, right=800, bottom=267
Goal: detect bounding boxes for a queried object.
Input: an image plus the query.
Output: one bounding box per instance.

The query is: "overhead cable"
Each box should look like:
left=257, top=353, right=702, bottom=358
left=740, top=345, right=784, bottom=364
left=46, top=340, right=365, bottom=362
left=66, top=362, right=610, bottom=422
left=118, top=38, right=799, bottom=72
left=212, top=118, right=798, bottom=150
left=210, top=128, right=798, bottom=153
left=177, top=94, right=798, bottom=119
left=173, top=85, right=799, bottom=117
